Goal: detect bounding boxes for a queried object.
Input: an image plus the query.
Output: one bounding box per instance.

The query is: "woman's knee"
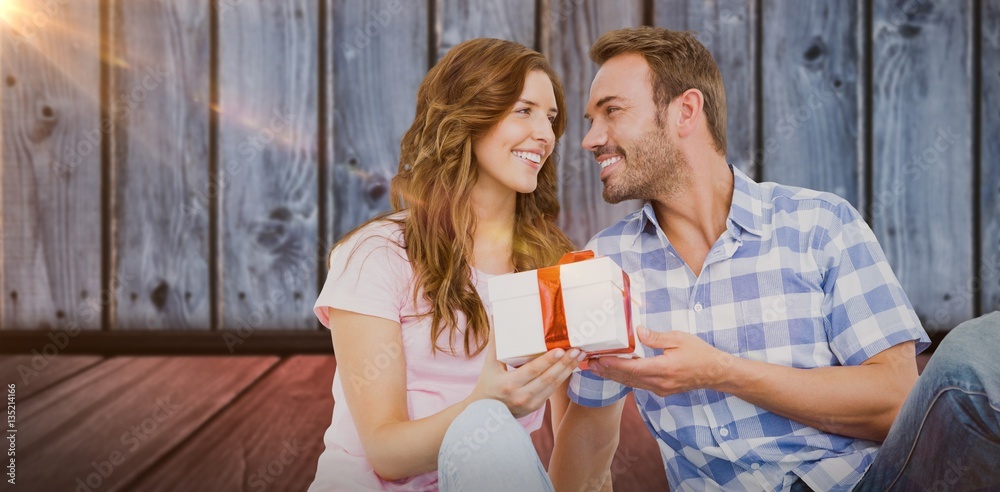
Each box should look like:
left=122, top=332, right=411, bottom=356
left=441, top=399, right=517, bottom=450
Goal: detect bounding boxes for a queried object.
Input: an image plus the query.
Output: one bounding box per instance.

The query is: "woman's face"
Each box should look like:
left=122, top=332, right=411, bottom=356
left=472, top=70, right=558, bottom=196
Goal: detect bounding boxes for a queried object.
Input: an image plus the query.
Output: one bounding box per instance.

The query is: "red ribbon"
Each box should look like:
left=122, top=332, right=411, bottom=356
left=536, top=251, right=636, bottom=356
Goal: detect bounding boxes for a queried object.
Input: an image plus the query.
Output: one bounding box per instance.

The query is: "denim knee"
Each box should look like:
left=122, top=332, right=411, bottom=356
left=921, top=312, right=1000, bottom=393
left=438, top=399, right=547, bottom=492
left=938, top=311, right=1000, bottom=351
left=440, top=399, right=522, bottom=460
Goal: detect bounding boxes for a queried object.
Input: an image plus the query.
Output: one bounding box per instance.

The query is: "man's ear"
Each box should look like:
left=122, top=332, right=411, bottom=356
left=675, top=88, right=704, bottom=139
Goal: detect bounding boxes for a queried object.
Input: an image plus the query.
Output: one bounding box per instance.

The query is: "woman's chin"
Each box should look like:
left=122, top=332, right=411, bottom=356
left=515, top=181, right=538, bottom=194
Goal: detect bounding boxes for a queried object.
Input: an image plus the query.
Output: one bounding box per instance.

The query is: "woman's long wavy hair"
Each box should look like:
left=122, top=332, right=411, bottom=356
left=331, top=38, right=573, bottom=358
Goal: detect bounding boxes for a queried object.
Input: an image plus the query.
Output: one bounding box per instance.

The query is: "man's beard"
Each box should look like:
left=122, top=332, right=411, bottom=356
left=599, top=126, right=689, bottom=204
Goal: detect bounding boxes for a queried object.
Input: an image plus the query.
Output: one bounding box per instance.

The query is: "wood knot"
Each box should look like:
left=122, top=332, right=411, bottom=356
left=365, top=173, right=388, bottom=202
left=898, top=24, right=921, bottom=38
left=150, top=281, right=170, bottom=310
left=269, top=207, right=292, bottom=221
left=256, top=221, right=287, bottom=249
left=30, top=102, right=58, bottom=142
left=802, top=38, right=826, bottom=64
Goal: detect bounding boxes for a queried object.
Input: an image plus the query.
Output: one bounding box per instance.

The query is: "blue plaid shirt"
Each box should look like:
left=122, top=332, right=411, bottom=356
left=569, top=165, right=930, bottom=492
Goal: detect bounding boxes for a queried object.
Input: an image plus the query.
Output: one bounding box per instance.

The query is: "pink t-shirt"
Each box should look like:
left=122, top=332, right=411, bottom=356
left=308, top=216, right=545, bottom=491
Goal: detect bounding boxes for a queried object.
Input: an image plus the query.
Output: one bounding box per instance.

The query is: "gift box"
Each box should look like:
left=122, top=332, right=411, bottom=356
left=487, top=251, right=644, bottom=367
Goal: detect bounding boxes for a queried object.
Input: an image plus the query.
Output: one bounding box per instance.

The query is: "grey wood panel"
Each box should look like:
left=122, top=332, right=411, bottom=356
left=982, top=0, right=1000, bottom=314
left=327, top=0, right=428, bottom=242
left=437, top=0, right=536, bottom=61
left=760, top=0, right=861, bottom=205
left=219, top=0, right=319, bottom=330
left=110, top=0, right=211, bottom=331
left=0, top=0, right=102, bottom=330
left=546, top=0, right=644, bottom=248
left=656, top=0, right=758, bottom=178
left=872, top=0, right=973, bottom=332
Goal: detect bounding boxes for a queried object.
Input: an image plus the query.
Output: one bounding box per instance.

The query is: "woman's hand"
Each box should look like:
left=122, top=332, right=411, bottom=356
left=470, top=326, right=586, bottom=418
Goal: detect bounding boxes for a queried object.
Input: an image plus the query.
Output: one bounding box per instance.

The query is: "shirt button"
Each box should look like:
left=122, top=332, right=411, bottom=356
left=751, top=463, right=760, bottom=470
left=694, top=303, right=703, bottom=312
left=719, top=427, right=729, bottom=437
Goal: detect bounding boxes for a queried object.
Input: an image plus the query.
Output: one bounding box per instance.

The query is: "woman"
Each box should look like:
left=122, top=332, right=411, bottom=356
left=309, top=38, right=582, bottom=491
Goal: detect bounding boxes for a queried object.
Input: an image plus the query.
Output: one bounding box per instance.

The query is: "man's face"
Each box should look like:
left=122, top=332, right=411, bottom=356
left=582, top=53, right=687, bottom=204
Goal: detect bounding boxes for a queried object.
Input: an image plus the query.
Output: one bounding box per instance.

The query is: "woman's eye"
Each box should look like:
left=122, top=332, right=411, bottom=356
left=516, top=107, right=531, bottom=115
left=548, top=115, right=557, bottom=124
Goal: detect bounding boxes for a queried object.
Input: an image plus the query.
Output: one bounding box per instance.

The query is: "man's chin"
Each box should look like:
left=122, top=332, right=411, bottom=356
left=602, top=186, right=634, bottom=204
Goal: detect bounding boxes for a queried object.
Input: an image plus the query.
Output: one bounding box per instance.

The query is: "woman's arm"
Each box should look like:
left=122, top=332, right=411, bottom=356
left=330, top=308, right=584, bottom=481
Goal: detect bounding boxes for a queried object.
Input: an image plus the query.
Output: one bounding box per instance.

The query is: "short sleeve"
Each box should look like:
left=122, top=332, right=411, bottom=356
left=821, top=203, right=931, bottom=366
left=313, top=222, right=410, bottom=328
left=567, top=235, right=632, bottom=407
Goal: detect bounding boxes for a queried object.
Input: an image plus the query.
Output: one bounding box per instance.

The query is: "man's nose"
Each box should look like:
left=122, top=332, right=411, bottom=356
left=581, top=120, right=606, bottom=152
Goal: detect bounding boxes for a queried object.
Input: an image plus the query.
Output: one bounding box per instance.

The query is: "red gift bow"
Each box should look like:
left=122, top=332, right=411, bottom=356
left=536, top=251, right=636, bottom=356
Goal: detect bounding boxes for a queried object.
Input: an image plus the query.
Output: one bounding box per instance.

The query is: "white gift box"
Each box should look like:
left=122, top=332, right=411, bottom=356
left=487, top=254, right=644, bottom=367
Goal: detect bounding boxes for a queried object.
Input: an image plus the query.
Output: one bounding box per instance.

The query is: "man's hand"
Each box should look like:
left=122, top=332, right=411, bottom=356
left=592, top=324, right=919, bottom=442
left=588, top=326, right=735, bottom=397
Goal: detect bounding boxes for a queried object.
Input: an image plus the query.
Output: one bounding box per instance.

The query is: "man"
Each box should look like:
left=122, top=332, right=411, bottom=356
left=546, top=27, right=1000, bottom=491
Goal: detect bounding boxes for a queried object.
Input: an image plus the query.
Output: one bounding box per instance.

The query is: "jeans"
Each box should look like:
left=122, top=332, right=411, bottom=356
left=853, top=311, right=1000, bottom=491
left=438, top=399, right=554, bottom=492
left=439, top=312, right=1000, bottom=491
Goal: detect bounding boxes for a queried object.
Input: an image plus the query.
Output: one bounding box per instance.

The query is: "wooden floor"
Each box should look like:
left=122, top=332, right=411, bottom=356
left=0, top=354, right=932, bottom=492
left=0, top=355, right=669, bottom=491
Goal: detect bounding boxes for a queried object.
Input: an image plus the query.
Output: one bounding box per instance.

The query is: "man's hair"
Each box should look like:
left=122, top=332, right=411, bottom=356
left=590, top=26, right=727, bottom=155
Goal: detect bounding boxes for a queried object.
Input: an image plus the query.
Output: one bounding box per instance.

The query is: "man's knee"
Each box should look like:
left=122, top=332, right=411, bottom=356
left=936, top=312, right=1000, bottom=356
left=923, top=312, right=1000, bottom=384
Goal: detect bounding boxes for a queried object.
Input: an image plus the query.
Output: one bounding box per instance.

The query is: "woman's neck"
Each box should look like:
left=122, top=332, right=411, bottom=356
left=470, top=184, right=517, bottom=274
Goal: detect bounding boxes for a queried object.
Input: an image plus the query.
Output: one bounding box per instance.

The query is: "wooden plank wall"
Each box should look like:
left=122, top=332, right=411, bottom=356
left=872, top=0, right=975, bottom=331
left=0, top=0, right=996, bottom=338
left=548, top=0, right=645, bottom=247
left=657, top=0, right=758, bottom=179
left=759, top=0, right=860, bottom=205
left=328, top=0, right=426, bottom=239
left=1, top=0, right=103, bottom=332
left=981, top=0, right=999, bottom=319
left=218, top=0, right=320, bottom=331
left=110, top=1, right=212, bottom=331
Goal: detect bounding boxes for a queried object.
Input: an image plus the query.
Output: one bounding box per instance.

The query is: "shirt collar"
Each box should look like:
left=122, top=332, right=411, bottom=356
left=728, top=164, right=764, bottom=237
left=636, top=164, right=764, bottom=239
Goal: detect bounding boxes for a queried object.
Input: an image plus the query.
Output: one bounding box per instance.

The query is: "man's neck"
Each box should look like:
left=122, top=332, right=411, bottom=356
left=650, top=154, right=734, bottom=256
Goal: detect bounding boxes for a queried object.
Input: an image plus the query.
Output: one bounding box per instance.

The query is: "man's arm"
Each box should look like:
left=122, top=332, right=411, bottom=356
left=719, top=340, right=917, bottom=441
left=590, top=327, right=918, bottom=442
left=550, top=398, right=625, bottom=491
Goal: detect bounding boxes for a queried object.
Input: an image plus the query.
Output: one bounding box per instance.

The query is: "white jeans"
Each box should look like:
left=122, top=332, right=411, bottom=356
left=438, top=399, right=554, bottom=492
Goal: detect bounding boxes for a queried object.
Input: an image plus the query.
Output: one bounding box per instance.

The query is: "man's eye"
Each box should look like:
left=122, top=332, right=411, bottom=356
left=606, top=107, right=619, bottom=114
